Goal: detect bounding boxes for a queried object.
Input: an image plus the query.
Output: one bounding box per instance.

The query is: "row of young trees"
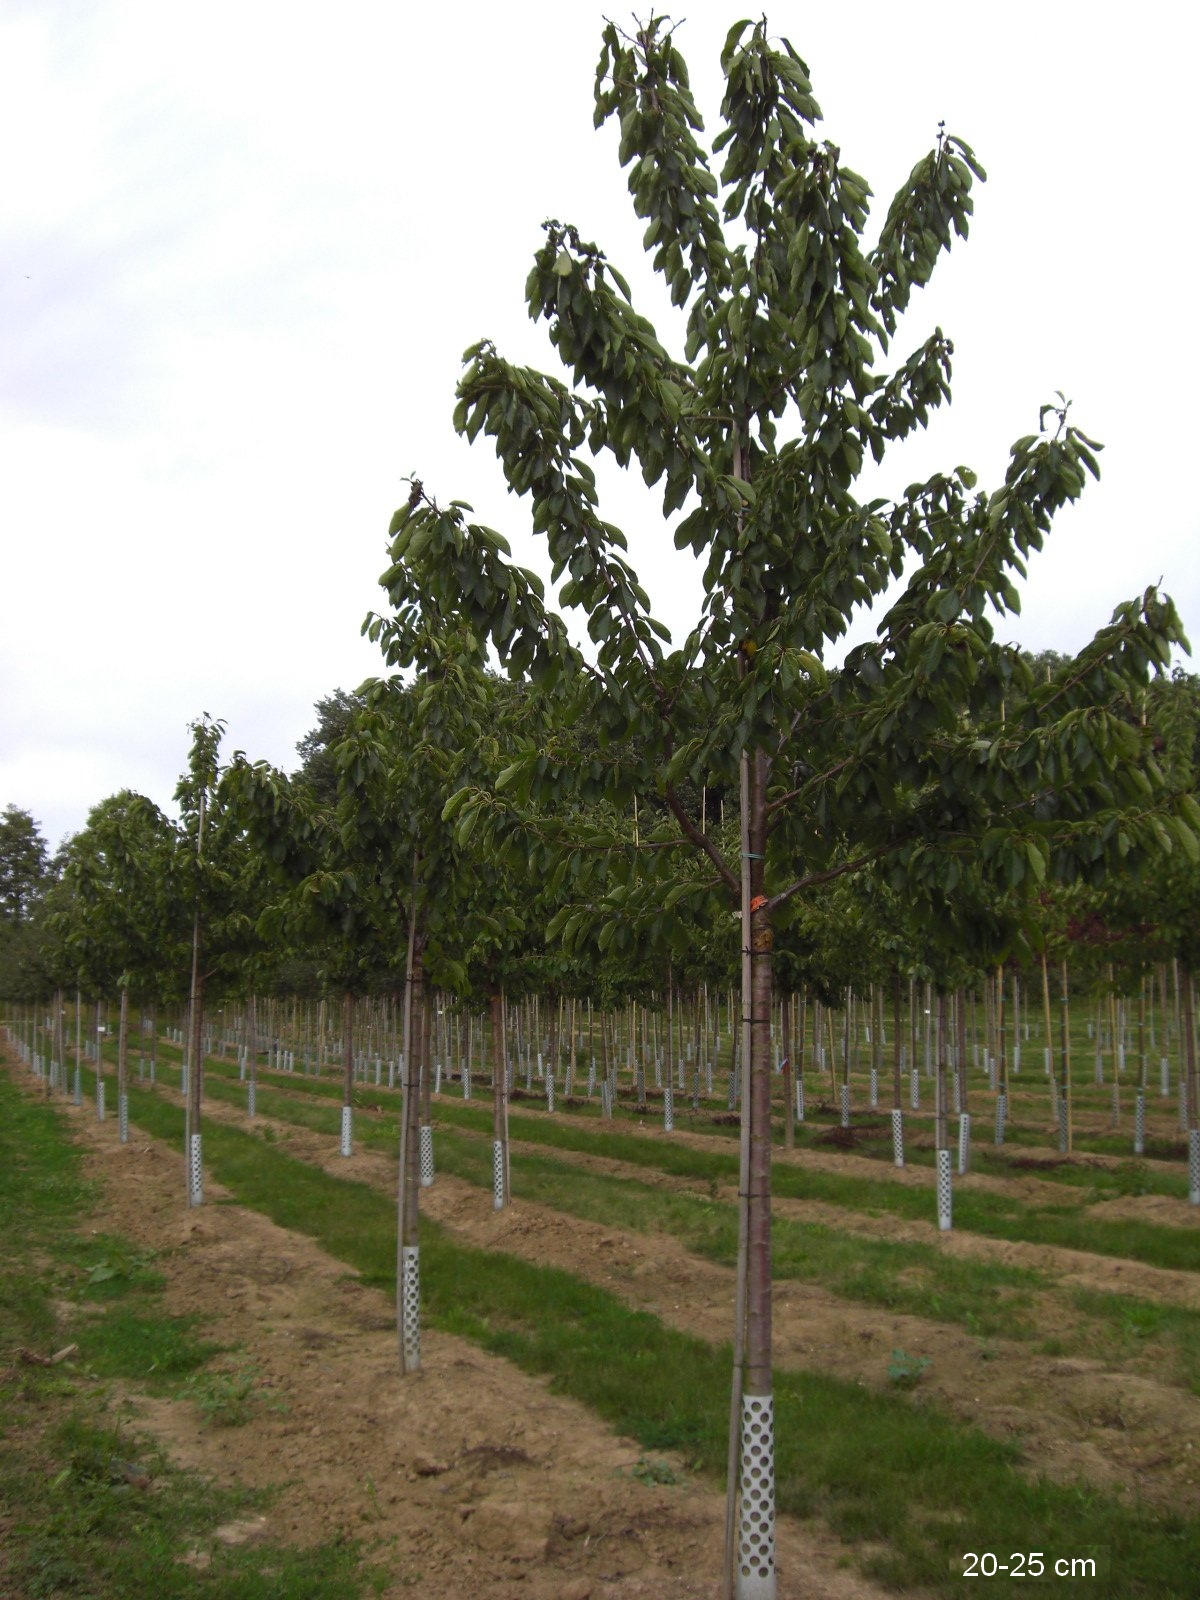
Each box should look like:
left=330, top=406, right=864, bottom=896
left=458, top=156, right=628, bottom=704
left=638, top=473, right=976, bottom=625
left=5, top=16, right=1200, bottom=1597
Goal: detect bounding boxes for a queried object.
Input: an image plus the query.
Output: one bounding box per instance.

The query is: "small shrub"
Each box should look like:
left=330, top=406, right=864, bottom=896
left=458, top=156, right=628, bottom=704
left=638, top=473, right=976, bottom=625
left=887, top=1349, right=930, bottom=1388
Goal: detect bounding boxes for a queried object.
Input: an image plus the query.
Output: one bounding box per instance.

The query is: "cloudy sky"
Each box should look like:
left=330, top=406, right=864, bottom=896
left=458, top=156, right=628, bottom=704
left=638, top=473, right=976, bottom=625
left=3, top=1, right=1196, bottom=851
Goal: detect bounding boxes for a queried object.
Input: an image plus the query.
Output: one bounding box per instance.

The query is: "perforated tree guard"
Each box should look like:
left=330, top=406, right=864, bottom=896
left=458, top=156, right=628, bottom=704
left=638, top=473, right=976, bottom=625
left=727, top=1070, right=737, bottom=1111
left=73, top=1066, right=81, bottom=1107
left=492, top=1139, right=506, bottom=1210
left=994, top=1091, right=1008, bottom=1145
left=958, top=1111, right=971, bottom=1175
left=420, top=1123, right=434, bottom=1188
left=663, top=1082, right=674, bottom=1132
left=1134, top=1089, right=1146, bottom=1155
left=1044, top=1046, right=1052, bottom=1076
left=96, top=1081, right=105, bottom=1122
left=1189, top=1129, right=1200, bottom=1207
left=869, top=1066, right=878, bottom=1107
left=795, top=1078, right=805, bottom=1123
left=839, top=1083, right=850, bottom=1128
left=1161, top=1058, right=1170, bottom=1096
left=247, top=1080, right=256, bottom=1118
left=891, top=1106, right=904, bottom=1168
left=547, top=1074, right=555, bottom=1113
left=400, top=1246, right=421, bottom=1371
left=909, top=1068, right=919, bottom=1110
left=737, top=1393, right=776, bottom=1599
left=937, top=1147, right=953, bottom=1231
left=587, top=1062, right=596, bottom=1096
left=463, top=1068, right=472, bottom=1102
left=340, top=1105, right=353, bottom=1157
left=1057, top=1093, right=1068, bottom=1154
left=118, top=1093, right=129, bottom=1144
left=188, top=1133, right=203, bottom=1207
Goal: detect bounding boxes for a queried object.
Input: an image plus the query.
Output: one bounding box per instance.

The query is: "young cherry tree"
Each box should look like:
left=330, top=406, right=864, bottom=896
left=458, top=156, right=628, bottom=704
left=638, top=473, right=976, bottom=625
left=376, top=18, right=1191, bottom=1596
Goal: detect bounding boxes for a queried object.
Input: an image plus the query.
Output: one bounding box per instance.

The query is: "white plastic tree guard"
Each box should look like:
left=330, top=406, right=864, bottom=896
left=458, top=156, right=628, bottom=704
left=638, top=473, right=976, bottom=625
left=937, top=1147, right=953, bottom=1232
left=400, top=1245, right=421, bottom=1371
left=737, top=1393, right=776, bottom=1599
left=188, top=1133, right=203, bottom=1207
left=891, top=1106, right=904, bottom=1168
left=492, top=1138, right=507, bottom=1211
left=340, top=1105, right=353, bottom=1157
left=419, top=1123, right=434, bottom=1188
left=957, top=1112, right=971, bottom=1175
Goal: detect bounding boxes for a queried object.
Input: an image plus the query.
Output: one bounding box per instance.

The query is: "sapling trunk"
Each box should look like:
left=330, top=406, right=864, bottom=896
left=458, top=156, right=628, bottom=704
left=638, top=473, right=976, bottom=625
left=117, top=984, right=129, bottom=1143
left=397, top=920, right=424, bottom=1373
left=53, top=990, right=65, bottom=1098
left=491, top=988, right=509, bottom=1208
left=781, top=992, right=793, bottom=1151
left=421, top=995, right=433, bottom=1125
left=1059, top=961, right=1074, bottom=1153
left=95, top=999, right=104, bottom=1118
left=338, top=989, right=354, bottom=1156
left=935, top=993, right=948, bottom=1152
left=248, top=993, right=258, bottom=1116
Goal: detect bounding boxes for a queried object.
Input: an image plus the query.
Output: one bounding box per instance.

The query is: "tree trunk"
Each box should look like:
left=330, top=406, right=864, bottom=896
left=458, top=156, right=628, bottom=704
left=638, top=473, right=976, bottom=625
left=781, top=992, right=793, bottom=1150
left=398, top=949, right=424, bottom=1372
left=728, top=744, right=776, bottom=1600
left=117, top=983, right=129, bottom=1143
left=248, top=993, right=258, bottom=1115
left=1059, top=961, right=1073, bottom=1153
left=491, top=987, right=510, bottom=1208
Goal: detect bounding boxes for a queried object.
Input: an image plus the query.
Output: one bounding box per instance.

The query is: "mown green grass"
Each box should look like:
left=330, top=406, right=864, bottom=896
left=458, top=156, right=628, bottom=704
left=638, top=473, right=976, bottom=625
left=429, top=1125, right=1044, bottom=1339
left=79, top=1068, right=1200, bottom=1597
left=418, top=1096, right=1200, bottom=1273
left=0, top=1060, right=382, bottom=1600
left=116, top=1050, right=1200, bottom=1383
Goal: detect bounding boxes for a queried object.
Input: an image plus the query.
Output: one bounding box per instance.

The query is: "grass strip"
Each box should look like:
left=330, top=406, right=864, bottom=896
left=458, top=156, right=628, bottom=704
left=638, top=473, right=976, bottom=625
left=0, top=1061, right=378, bottom=1600
left=424, top=1099, right=1200, bottom=1273
left=125, top=1059, right=1200, bottom=1379
left=428, top=1125, right=1043, bottom=1339
left=96, top=1070, right=1200, bottom=1597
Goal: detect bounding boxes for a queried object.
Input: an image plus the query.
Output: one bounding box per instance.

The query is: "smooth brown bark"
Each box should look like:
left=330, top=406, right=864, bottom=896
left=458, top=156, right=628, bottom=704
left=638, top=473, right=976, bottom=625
left=745, top=748, right=773, bottom=1397
left=117, top=984, right=129, bottom=1114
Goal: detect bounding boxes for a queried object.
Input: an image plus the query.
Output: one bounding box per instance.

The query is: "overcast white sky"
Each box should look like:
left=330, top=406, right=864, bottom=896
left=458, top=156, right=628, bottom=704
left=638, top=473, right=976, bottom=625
left=3, top=1, right=1197, bottom=851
